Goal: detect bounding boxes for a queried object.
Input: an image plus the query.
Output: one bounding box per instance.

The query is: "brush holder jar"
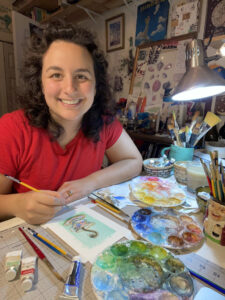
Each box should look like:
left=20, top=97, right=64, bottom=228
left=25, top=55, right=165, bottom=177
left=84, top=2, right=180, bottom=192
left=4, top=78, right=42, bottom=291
left=161, top=145, right=194, bottom=162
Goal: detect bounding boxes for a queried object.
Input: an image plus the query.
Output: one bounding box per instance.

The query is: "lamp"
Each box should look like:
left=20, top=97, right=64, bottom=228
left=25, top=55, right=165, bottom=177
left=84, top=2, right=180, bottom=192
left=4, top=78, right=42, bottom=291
left=172, top=39, right=225, bottom=101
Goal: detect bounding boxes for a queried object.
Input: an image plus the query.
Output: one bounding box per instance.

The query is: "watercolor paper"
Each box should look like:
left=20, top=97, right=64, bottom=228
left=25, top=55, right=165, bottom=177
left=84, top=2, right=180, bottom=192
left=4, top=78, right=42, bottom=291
left=42, top=206, right=132, bottom=263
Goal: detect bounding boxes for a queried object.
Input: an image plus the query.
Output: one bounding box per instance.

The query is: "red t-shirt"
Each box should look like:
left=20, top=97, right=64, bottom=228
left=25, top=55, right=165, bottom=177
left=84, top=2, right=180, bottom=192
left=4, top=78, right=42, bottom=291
left=0, top=110, right=123, bottom=193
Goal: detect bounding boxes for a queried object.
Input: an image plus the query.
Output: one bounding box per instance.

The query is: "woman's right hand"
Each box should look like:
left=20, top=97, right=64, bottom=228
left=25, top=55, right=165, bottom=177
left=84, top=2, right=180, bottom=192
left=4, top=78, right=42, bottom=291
left=12, top=190, right=66, bottom=224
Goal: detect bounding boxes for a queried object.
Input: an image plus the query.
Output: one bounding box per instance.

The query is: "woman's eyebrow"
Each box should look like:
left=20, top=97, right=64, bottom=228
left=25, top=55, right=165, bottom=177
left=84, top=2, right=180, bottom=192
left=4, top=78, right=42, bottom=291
left=74, top=68, right=91, bottom=74
left=46, top=66, right=62, bottom=72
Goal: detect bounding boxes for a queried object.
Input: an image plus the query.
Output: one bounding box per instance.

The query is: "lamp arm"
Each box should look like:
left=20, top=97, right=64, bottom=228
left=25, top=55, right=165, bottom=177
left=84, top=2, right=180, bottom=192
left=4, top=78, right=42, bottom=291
left=205, top=55, right=222, bottom=63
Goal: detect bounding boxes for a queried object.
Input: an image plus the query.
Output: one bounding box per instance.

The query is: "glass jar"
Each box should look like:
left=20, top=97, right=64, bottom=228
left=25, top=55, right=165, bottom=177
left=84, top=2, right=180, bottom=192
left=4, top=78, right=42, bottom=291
left=186, top=162, right=209, bottom=193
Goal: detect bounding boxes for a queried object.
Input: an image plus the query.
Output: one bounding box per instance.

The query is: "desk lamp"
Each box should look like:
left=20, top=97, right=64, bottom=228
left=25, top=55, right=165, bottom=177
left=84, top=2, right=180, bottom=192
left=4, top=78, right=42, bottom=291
left=172, top=39, right=225, bottom=101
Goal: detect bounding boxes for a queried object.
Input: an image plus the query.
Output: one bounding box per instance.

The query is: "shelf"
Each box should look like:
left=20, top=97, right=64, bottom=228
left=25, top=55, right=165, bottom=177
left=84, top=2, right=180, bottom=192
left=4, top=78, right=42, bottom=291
left=127, top=131, right=173, bottom=145
left=204, top=34, right=225, bottom=50
left=13, top=0, right=126, bottom=24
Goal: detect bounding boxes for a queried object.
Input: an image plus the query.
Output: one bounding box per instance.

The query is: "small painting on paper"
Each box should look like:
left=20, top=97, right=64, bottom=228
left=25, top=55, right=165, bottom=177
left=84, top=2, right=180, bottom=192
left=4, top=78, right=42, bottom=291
left=42, top=206, right=131, bottom=263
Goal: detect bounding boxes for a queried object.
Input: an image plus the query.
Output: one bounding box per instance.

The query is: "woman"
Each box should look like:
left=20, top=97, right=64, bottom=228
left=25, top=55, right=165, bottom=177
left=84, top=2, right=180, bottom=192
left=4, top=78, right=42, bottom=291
left=0, top=21, right=142, bottom=224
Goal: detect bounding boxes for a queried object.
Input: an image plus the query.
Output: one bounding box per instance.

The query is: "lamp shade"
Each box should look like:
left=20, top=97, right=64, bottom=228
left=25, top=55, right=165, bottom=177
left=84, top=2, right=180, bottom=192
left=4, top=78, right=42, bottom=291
left=172, top=39, right=225, bottom=101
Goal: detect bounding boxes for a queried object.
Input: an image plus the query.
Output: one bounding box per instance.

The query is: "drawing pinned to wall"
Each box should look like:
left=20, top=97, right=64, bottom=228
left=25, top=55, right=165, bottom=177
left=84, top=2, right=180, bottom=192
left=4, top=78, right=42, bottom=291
left=204, top=0, right=225, bottom=38
left=135, top=0, right=170, bottom=46
left=169, top=0, right=200, bottom=38
left=0, top=1, right=12, bottom=42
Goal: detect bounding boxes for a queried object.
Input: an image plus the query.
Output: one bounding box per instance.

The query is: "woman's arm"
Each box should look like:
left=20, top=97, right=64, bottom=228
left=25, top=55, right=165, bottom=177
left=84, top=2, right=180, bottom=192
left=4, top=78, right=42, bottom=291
left=0, top=174, right=65, bottom=224
left=58, top=129, right=143, bottom=201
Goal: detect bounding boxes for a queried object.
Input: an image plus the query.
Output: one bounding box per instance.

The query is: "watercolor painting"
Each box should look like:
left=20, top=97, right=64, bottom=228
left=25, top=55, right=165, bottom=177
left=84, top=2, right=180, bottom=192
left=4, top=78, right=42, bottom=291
left=43, top=206, right=131, bottom=263
left=60, top=212, right=115, bottom=248
left=135, top=0, right=169, bottom=46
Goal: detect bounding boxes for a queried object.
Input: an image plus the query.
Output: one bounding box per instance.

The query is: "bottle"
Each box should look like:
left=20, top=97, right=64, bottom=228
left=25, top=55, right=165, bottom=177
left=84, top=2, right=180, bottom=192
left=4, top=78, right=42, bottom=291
left=5, top=250, right=22, bottom=281
left=21, top=256, right=37, bottom=292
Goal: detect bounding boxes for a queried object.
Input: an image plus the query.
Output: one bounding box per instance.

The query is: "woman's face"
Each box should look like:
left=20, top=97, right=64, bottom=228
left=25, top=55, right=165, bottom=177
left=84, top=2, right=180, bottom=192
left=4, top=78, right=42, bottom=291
left=41, top=40, right=96, bottom=127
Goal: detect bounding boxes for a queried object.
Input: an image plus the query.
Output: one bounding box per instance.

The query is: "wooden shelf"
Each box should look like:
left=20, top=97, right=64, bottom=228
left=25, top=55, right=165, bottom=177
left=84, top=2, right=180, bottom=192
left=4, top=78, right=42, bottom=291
left=204, top=34, right=225, bottom=49
left=127, top=131, right=173, bottom=145
left=13, top=0, right=126, bottom=24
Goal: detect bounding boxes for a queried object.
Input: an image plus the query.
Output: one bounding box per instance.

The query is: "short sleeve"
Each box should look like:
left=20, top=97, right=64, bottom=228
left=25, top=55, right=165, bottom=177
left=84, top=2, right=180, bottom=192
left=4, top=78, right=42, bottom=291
left=104, top=119, right=123, bottom=149
left=0, top=112, right=25, bottom=176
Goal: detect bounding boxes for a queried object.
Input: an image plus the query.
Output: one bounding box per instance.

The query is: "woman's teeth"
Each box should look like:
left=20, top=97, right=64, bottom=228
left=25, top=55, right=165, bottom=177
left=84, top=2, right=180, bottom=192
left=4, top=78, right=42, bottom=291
left=60, top=99, right=82, bottom=104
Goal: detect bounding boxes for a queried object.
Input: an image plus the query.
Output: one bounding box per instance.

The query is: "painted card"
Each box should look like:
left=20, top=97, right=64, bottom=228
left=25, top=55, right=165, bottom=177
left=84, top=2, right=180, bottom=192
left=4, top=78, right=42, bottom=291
left=42, top=205, right=132, bottom=263
left=135, top=0, right=169, bottom=46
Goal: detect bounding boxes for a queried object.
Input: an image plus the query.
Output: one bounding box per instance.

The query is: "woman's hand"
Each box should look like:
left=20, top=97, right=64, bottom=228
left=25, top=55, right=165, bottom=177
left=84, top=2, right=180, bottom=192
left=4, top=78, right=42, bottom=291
left=13, top=190, right=66, bottom=224
left=58, top=178, right=95, bottom=203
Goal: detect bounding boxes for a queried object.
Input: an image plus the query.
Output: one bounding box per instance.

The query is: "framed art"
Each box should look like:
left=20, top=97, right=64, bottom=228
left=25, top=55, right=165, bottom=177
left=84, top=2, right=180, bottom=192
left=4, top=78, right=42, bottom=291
left=105, top=13, right=125, bottom=52
left=168, top=0, right=202, bottom=38
left=135, top=0, right=170, bottom=47
left=204, top=0, right=225, bottom=39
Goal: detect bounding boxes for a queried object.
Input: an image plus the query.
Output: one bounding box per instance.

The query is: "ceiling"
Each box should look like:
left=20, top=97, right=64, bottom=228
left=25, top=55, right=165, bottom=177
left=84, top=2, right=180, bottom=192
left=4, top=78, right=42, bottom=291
left=12, top=0, right=132, bottom=23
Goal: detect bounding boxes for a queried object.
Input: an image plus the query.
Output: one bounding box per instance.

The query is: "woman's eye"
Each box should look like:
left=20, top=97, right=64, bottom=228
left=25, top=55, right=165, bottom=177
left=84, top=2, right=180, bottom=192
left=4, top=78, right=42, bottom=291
left=76, top=74, right=88, bottom=81
left=50, top=73, right=62, bottom=79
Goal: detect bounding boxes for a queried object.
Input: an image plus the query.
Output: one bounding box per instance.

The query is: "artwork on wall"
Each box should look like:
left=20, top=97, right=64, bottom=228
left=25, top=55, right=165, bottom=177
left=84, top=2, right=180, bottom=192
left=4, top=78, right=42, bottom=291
left=169, top=0, right=201, bottom=38
left=135, top=0, right=170, bottom=47
left=204, top=0, right=225, bottom=39
left=129, top=34, right=196, bottom=126
left=105, top=13, right=125, bottom=52
left=0, top=1, right=12, bottom=42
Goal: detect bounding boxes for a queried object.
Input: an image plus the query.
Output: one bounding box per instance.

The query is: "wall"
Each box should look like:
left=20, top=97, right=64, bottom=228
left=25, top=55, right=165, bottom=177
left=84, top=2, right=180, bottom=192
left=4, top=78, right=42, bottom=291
left=0, top=0, right=12, bottom=43
left=79, top=0, right=225, bottom=129
left=12, top=10, right=40, bottom=86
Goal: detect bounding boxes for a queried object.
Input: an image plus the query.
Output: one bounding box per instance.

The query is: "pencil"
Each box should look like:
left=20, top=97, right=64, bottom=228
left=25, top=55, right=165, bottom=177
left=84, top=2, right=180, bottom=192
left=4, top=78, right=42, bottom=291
left=94, top=198, right=121, bottom=214
left=18, top=227, right=65, bottom=282
left=4, top=175, right=39, bottom=192
left=26, top=227, right=73, bottom=261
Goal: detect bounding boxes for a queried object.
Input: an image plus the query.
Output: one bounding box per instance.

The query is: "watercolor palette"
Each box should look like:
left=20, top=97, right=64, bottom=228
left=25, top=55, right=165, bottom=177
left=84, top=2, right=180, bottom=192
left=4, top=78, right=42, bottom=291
left=91, top=240, right=194, bottom=299
left=130, top=208, right=204, bottom=250
left=130, top=176, right=186, bottom=207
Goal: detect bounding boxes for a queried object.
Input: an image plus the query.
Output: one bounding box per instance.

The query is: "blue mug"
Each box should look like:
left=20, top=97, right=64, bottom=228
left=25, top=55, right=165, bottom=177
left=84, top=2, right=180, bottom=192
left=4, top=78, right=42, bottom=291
left=161, top=145, right=194, bottom=161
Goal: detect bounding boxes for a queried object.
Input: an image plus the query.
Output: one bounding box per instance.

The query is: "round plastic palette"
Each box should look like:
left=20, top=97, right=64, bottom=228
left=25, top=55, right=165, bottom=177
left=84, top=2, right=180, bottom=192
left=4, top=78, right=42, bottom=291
left=130, top=208, right=204, bottom=250
left=130, top=176, right=186, bottom=208
left=91, top=240, right=194, bottom=299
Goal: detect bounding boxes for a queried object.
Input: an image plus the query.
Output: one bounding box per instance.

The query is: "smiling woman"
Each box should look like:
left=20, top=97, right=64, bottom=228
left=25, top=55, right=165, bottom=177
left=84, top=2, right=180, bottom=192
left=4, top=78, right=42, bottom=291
left=0, top=20, right=142, bottom=225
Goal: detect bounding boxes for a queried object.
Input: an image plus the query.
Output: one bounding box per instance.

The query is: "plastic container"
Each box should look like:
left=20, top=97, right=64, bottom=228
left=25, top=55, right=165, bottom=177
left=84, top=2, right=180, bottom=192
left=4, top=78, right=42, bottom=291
left=186, top=162, right=209, bottom=192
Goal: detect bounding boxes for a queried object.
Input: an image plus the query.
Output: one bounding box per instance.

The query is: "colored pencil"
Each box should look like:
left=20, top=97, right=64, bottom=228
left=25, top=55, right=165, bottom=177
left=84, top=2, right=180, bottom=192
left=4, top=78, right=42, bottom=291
left=18, top=227, right=65, bottom=282
left=26, top=227, right=73, bottom=261
left=5, top=174, right=39, bottom=192
left=93, top=198, right=121, bottom=214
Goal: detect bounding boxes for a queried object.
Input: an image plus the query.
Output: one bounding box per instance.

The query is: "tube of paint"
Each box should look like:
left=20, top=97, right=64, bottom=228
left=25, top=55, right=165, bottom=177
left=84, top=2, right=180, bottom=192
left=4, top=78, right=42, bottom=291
left=60, top=256, right=81, bottom=299
left=21, top=256, right=37, bottom=292
left=5, top=250, right=22, bottom=281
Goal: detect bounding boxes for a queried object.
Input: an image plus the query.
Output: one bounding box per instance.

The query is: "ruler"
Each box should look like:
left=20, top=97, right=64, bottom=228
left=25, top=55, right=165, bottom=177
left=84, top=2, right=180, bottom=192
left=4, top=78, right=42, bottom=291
left=178, top=252, right=225, bottom=293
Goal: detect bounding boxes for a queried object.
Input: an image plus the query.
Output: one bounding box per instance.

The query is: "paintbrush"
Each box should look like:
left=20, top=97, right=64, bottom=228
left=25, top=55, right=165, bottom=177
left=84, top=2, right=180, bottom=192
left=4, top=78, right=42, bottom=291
left=187, top=122, right=201, bottom=147
left=168, top=124, right=176, bottom=141
left=19, top=227, right=65, bottom=282
left=193, top=112, right=221, bottom=146
left=178, top=127, right=186, bottom=147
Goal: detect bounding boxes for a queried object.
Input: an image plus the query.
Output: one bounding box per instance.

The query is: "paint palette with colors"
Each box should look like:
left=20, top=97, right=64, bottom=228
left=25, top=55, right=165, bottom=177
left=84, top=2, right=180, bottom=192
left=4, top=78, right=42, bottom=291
left=91, top=240, right=194, bottom=299
left=130, top=176, right=186, bottom=207
left=130, top=208, right=204, bottom=250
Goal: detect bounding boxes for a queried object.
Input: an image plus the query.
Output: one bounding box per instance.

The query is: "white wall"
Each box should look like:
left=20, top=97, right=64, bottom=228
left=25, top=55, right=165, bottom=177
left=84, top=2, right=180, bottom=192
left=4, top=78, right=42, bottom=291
left=12, top=10, right=40, bottom=86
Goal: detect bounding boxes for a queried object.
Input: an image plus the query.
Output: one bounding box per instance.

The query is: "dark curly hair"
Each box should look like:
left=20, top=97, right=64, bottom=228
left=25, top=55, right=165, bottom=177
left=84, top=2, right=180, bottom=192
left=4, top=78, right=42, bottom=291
left=18, top=20, right=116, bottom=142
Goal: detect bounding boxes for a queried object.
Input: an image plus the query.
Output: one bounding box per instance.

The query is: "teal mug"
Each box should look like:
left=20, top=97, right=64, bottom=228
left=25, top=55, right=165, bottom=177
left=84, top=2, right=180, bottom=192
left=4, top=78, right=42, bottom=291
left=161, top=145, right=194, bottom=161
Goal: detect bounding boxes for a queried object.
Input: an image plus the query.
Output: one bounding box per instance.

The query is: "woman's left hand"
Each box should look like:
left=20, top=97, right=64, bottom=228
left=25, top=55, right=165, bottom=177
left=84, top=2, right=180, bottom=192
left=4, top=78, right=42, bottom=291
left=57, top=178, right=95, bottom=203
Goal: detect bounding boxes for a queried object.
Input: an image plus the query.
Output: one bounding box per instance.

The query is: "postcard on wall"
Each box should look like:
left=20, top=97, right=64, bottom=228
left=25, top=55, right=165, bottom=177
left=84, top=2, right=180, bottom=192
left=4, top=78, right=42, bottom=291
left=204, top=0, right=225, bottom=38
left=42, top=205, right=132, bottom=263
left=135, top=0, right=170, bottom=46
left=169, top=0, right=200, bottom=37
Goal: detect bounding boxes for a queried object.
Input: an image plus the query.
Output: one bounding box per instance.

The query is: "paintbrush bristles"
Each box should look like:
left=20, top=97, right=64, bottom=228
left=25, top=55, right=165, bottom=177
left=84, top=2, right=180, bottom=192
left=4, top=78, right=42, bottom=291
left=204, top=112, right=221, bottom=127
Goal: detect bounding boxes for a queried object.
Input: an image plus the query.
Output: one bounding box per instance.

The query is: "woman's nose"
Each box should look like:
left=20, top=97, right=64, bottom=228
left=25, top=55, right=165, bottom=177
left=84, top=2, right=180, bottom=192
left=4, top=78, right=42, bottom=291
left=63, top=77, right=77, bottom=95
